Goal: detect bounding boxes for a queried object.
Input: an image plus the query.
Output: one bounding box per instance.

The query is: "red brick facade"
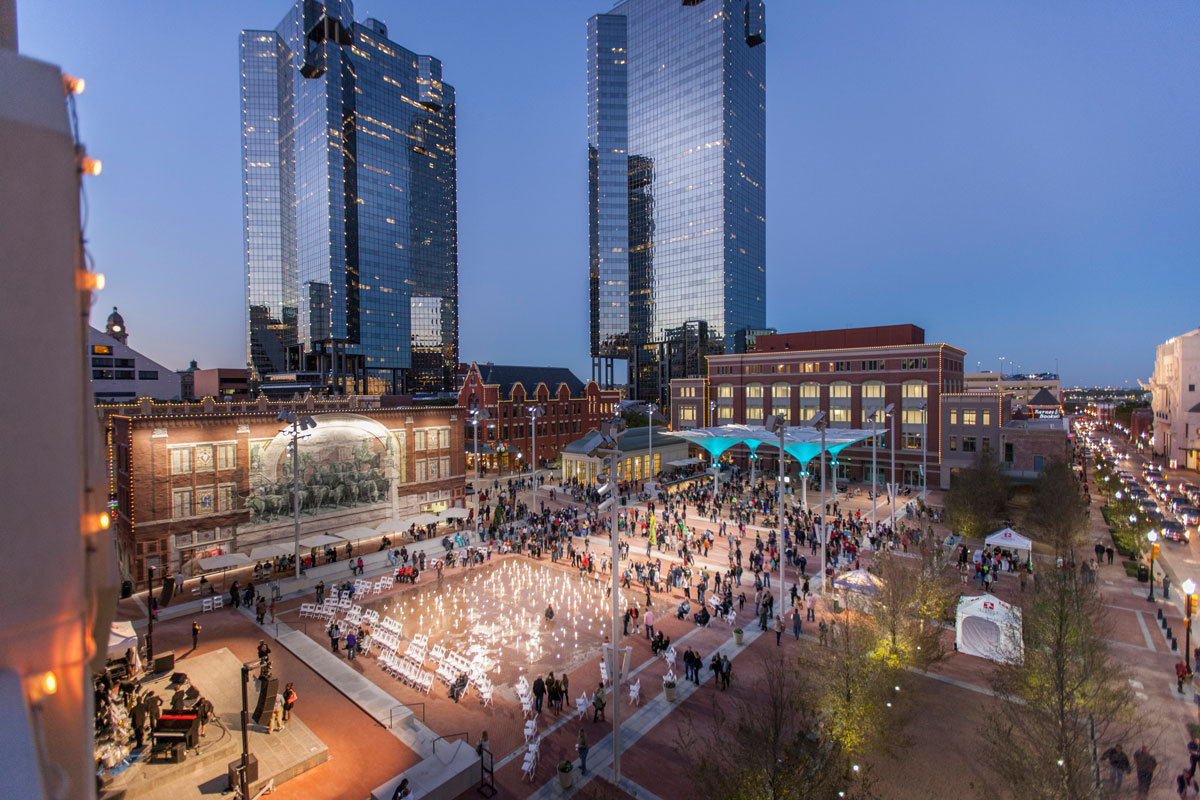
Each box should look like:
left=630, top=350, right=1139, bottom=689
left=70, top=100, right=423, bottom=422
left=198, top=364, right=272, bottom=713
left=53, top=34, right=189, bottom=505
left=107, top=402, right=465, bottom=583
left=671, top=325, right=967, bottom=487
left=456, top=363, right=620, bottom=469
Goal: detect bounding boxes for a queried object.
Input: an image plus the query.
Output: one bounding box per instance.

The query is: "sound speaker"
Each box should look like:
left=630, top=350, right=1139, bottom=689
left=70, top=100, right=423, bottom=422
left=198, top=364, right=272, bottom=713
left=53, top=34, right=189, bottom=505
left=252, top=676, right=278, bottom=726
left=158, top=576, right=176, bottom=607
left=227, top=754, right=259, bottom=789
left=153, top=651, right=175, bottom=674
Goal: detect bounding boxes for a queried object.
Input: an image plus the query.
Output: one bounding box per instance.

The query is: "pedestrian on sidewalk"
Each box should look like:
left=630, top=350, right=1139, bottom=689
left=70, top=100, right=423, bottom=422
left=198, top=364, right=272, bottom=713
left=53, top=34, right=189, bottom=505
left=1103, top=743, right=1131, bottom=790
left=775, top=614, right=784, bottom=646
left=804, top=591, right=815, bottom=622
left=282, top=683, right=296, bottom=721
left=191, top=621, right=201, bottom=650
left=1135, top=744, right=1158, bottom=798
left=592, top=682, right=606, bottom=722
left=792, top=607, right=802, bottom=640
left=576, top=729, right=590, bottom=776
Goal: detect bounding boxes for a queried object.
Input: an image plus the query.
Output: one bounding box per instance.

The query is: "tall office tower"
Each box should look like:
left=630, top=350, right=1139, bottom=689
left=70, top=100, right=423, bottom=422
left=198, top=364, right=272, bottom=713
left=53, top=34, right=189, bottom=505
left=588, top=0, right=766, bottom=405
left=242, top=0, right=458, bottom=393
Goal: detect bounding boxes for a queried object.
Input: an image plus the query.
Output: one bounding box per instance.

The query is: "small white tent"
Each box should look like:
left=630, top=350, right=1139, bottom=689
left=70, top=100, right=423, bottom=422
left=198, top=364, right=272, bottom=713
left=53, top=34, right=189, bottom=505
left=986, top=527, right=1032, bottom=552
left=107, top=620, right=137, bottom=658
left=955, top=594, right=1023, bottom=663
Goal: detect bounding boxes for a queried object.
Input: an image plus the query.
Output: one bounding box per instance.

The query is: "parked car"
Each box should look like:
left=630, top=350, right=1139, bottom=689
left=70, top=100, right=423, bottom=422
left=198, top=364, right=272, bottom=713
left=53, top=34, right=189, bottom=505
left=1178, top=506, right=1200, bottom=527
left=1161, top=520, right=1189, bottom=543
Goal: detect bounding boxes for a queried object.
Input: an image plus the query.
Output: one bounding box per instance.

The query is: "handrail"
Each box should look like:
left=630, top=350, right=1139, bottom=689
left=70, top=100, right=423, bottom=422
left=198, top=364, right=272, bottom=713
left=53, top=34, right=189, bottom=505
left=388, top=702, right=425, bottom=727
left=431, top=731, right=469, bottom=754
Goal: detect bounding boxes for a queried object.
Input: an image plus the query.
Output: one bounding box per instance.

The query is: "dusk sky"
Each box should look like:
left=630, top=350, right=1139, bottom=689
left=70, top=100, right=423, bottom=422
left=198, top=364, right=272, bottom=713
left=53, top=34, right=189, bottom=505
left=17, top=1, right=1199, bottom=388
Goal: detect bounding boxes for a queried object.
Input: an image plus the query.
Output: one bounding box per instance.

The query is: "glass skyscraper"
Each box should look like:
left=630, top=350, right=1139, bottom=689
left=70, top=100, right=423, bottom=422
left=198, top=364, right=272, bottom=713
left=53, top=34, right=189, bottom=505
left=242, top=0, right=458, bottom=393
left=588, top=0, right=766, bottom=405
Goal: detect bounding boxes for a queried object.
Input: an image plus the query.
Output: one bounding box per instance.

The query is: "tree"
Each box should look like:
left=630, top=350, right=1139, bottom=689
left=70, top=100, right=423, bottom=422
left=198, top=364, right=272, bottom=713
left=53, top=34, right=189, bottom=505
left=869, top=550, right=958, bottom=671
left=943, top=453, right=1009, bottom=539
left=677, top=652, right=877, bottom=799
left=1025, top=459, right=1089, bottom=558
left=985, top=571, right=1133, bottom=800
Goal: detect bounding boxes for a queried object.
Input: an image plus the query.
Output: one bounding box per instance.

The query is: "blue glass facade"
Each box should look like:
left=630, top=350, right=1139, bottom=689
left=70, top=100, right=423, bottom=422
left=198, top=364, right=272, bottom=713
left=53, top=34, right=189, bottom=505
left=242, top=1, right=458, bottom=392
left=587, top=0, right=766, bottom=404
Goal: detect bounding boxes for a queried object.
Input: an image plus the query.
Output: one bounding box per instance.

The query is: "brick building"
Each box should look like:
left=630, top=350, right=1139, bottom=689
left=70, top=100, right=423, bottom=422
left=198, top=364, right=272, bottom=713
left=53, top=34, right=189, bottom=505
left=456, top=362, right=621, bottom=471
left=671, top=324, right=966, bottom=489
left=939, top=392, right=1012, bottom=488
left=105, top=397, right=465, bottom=582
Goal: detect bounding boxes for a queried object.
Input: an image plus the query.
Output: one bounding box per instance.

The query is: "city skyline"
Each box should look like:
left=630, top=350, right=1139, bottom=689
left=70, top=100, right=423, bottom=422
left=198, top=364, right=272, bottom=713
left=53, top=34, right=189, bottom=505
left=15, top=1, right=1200, bottom=388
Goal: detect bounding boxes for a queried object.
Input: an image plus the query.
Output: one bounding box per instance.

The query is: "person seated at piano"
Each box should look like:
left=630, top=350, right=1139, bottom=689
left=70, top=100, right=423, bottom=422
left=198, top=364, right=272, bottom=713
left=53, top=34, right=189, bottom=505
left=449, top=672, right=469, bottom=703
left=198, top=575, right=210, bottom=596
left=196, top=695, right=213, bottom=737
left=170, top=689, right=187, bottom=712
left=676, top=599, right=691, bottom=620
left=257, top=640, right=271, bottom=664
left=693, top=607, right=710, bottom=626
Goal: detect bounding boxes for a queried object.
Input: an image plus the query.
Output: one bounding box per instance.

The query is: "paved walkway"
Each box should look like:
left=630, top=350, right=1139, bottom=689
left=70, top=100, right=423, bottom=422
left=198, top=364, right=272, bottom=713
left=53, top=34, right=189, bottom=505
left=527, top=625, right=766, bottom=799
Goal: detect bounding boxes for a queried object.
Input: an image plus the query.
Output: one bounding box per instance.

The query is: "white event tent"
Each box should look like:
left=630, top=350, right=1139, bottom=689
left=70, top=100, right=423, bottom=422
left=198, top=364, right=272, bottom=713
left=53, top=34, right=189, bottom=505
left=955, top=594, right=1023, bottom=663
left=986, top=527, right=1032, bottom=553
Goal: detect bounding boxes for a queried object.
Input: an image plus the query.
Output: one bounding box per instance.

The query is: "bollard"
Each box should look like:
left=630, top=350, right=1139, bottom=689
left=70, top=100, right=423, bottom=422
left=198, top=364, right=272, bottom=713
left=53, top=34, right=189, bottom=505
left=1159, top=609, right=1165, bottom=621
left=1172, top=639, right=1179, bottom=652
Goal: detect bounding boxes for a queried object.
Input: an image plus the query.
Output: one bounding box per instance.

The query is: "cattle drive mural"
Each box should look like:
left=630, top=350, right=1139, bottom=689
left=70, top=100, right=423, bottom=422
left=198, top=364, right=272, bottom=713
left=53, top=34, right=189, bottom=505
left=244, top=415, right=399, bottom=525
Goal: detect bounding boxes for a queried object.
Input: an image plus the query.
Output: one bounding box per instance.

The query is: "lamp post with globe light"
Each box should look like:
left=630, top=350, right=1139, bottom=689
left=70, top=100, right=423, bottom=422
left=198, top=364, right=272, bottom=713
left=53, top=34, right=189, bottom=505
left=1147, top=530, right=1159, bottom=602
left=1184, top=578, right=1197, bottom=673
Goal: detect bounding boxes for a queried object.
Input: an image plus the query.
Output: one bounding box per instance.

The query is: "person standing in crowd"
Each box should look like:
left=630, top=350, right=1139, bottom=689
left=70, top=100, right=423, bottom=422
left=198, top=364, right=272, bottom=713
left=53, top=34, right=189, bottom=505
left=1103, top=743, right=1130, bottom=791
left=269, top=689, right=286, bottom=733
left=282, top=682, right=297, bottom=722
left=1135, top=744, right=1158, bottom=798
left=576, top=729, right=590, bottom=776
left=191, top=620, right=201, bottom=650
left=532, top=674, right=546, bottom=714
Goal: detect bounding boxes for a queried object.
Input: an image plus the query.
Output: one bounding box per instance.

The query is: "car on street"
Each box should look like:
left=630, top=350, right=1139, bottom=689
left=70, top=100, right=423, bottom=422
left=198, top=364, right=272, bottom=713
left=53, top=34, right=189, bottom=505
left=1161, top=520, right=1189, bottom=543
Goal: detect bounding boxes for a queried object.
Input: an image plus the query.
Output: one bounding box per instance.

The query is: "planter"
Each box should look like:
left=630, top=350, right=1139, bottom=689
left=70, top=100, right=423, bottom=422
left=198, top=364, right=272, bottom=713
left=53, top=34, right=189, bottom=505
left=664, top=682, right=677, bottom=702
left=734, top=629, right=744, bottom=646
left=557, top=763, right=573, bottom=789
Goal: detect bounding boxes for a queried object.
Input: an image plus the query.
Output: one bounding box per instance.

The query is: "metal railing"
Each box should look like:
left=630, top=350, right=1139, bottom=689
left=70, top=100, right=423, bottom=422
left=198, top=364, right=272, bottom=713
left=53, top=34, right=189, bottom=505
left=388, top=702, right=425, bottom=728
left=431, top=731, right=468, bottom=754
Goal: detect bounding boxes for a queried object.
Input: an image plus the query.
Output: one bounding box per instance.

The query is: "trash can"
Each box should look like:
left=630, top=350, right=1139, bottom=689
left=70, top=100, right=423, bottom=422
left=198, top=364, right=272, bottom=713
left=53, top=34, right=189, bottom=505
left=121, top=580, right=133, bottom=599
left=1137, top=563, right=1149, bottom=583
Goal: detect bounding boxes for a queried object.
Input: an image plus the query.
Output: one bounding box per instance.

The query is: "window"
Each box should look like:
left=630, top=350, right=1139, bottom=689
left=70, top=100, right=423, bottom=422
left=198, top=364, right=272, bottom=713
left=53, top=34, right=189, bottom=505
left=415, top=460, right=427, bottom=481
left=861, top=359, right=885, bottom=371
left=218, top=485, right=235, bottom=512
left=949, top=409, right=958, bottom=425
left=797, top=383, right=819, bottom=398
left=1033, top=455, right=1045, bottom=472
left=194, top=445, right=213, bottom=472
left=772, top=382, right=790, bottom=399
left=949, top=436, right=957, bottom=451
left=1005, top=443, right=1014, bottom=462
left=833, top=360, right=852, bottom=372
left=441, top=456, right=451, bottom=476
left=797, top=406, right=819, bottom=422
left=115, top=370, right=135, bottom=380
left=900, top=358, right=928, bottom=370
left=746, top=406, right=763, bottom=421
left=962, top=410, right=977, bottom=426
left=982, top=438, right=991, bottom=453
left=679, top=406, right=697, bottom=422
left=717, top=384, right=733, bottom=399
left=91, top=344, right=112, bottom=355
left=428, top=459, right=440, bottom=479
left=982, top=410, right=991, bottom=426
left=962, top=437, right=977, bottom=453
left=114, top=358, right=134, bottom=368
left=172, top=488, right=193, bottom=519
left=92, top=357, right=114, bottom=367
left=92, top=370, right=114, bottom=380
left=829, top=407, right=851, bottom=423
left=216, top=443, right=235, bottom=470
left=717, top=406, right=733, bottom=421
left=901, top=381, right=927, bottom=399
left=170, top=447, right=192, bottom=475
left=830, top=382, right=851, bottom=399
left=414, top=430, right=426, bottom=451
left=746, top=383, right=763, bottom=399
left=862, top=381, right=884, bottom=398
left=138, top=370, right=159, bottom=381
left=903, top=433, right=922, bottom=450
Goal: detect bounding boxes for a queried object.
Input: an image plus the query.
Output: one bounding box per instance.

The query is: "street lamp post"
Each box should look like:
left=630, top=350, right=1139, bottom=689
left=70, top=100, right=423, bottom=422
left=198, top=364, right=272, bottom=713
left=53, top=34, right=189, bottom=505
left=890, top=405, right=898, bottom=529
left=1184, top=578, right=1197, bottom=673
left=709, top=401, right=718, bottom=501
left=146, top=564, right=155, bottom=668
left=1147, top=530, right=1159, bottom=602
left=470, top=407, right=491, bottom=539
left=527, top=405, right=545, bottom=518
left=799, top=467, right=808, bottom=512
left=810, top=413, right=829, bottom=590
left=278, top=410, right=318, bottom=579
left=920, top=400, right=928, bottom=501
left=593, top=416, right=626, bottom=783
left=767, top=414, right=788, bottom=614
left=869, top=405, right=894, bottom=538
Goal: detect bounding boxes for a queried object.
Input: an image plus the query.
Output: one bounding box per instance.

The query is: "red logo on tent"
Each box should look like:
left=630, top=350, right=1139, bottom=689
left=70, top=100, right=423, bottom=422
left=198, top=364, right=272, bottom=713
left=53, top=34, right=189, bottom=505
left=983, top=601, right=995, bottom=610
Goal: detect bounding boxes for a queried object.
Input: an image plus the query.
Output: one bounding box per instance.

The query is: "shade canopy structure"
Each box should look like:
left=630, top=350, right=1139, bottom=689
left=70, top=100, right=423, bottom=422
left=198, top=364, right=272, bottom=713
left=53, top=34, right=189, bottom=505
left=107, top=620, right=137, bottom=657
left=196, top=553, right=251, bottom=571
left=409, top=513, right=441, bottom=526
left=336, top=526, right=379, bottom=542
left=986, top=528, right=1032, bottom=552
left=832, top=568, right=884, bottom=596
left=955, top=594, right=1023, bottom=663
left=248, top=543, right=294, bottom=561
left=299, top=533, right=345, bottom=549
left=666, top=457, right=701, bottom=468
left=671, top=423, right=880, bottom=465
left=377, top=518, right=420, bottom=533
left=439, top=507, right=472, bottom=520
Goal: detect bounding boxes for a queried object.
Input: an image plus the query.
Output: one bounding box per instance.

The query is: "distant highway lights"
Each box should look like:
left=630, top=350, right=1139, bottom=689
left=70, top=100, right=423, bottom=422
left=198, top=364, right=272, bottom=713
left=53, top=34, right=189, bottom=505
left=1147, top=530, right=1159, bottom=602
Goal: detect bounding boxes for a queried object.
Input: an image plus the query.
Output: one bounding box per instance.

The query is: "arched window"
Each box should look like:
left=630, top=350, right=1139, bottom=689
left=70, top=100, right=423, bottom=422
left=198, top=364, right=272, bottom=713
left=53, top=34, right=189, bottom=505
left=901, top=380, right=927, bottom=399
left=746, top=383, right=763, bottom=400
left=862, top=381, right=885, bottom=399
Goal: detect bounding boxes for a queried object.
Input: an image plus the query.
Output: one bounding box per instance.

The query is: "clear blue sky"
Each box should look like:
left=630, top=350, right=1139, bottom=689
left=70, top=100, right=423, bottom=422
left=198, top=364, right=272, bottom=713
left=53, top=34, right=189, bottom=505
left=17, top=0, right=1200, bottom=387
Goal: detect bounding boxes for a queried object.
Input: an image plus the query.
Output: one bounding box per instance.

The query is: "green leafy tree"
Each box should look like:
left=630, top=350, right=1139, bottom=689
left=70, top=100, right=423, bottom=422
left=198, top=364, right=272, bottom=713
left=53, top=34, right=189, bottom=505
left=943, top=454, right=1009, bottom=539
left=870, top=550, right=958, bottom=670
left=1025, top=459, right=1089, bottom=558
left=985, top=571, right=1133, bottom=800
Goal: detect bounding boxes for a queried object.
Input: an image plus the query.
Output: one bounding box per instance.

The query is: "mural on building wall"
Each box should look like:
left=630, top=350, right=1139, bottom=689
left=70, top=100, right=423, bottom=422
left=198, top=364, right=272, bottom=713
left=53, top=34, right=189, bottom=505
left=244, top=415, right=400, bottom=524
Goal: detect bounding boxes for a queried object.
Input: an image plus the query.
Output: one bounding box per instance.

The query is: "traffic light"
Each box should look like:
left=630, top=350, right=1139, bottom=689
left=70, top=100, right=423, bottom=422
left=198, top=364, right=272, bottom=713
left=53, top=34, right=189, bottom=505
left=1152, top=543, right=1160, bottom=559
left=1189, top=594, right=1198, bottom=617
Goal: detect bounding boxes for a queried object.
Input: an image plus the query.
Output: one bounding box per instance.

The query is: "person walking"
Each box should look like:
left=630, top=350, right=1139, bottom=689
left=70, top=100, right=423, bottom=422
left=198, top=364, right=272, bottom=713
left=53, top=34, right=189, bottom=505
left=775, top=613, right=784, bottom=646
left=269, top=690, right=286, bottom=733
left=721, top=654, right=732, bottom=690
left=644, top=607, right=656, bottom=640
left=1135, top=745, right=1158, bottom=798
left=191, top=621, right=201, bottom=650
left=576, top=729, right=590, bottom=776
left=346, top=630, right=357, bottom=660
left=792, top=607, right=802, bottom=640
left=592, top=682, right=607, bottom=722
left=532, top=675, right=546, bottom=714
left=282, top=683, right=297, bottom=722
left=1103, top=743, right=1131, bottom=790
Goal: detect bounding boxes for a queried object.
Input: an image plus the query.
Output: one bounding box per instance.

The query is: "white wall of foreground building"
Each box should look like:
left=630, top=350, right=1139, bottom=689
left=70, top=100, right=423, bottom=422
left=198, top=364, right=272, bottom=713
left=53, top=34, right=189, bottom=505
left=1145, top=328, right=1200, bottom=470
left=88, top=326, right=182, bottom=401
left=0, top=15, right=119, bottom=799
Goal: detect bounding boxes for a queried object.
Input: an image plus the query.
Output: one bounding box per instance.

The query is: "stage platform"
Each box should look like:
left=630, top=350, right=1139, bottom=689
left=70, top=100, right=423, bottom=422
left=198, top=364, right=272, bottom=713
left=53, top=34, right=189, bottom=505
left=101, top=648, right=328, bottom=799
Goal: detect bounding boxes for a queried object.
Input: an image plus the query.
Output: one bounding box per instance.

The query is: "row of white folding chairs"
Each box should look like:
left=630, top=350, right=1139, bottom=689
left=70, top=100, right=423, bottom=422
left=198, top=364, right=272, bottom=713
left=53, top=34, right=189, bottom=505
left=379, top=575, right=394, bottom=591
left=201, top=595, right=224, bottom=612
left=412, top=632, right=429, bottom=650
left=520, top=737, right=541, bottom=782
left=404, top=641, right=426, bottom=664
left=384, top=655, right=433, bottom=693
left=373, top=630, right=401, bottom=653
left=362, top=609, right=380, bottom=626
left=379, top=616, right=403, bottom=636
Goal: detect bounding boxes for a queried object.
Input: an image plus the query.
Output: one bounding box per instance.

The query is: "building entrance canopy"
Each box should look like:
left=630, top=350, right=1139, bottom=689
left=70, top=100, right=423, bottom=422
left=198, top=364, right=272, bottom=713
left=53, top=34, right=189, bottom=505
left=671, top=423, right=878, bottom=464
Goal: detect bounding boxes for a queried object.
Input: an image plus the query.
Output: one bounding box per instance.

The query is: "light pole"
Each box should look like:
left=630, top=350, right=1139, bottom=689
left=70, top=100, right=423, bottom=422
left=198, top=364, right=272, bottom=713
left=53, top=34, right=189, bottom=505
left=593, top=416, right=626, bottom=782
left=767, top=414, right=788, bottom=614
left=800, top=466, right=808, bottom=511
left=1184, top=578, right=1197, bottom=673
left=920, top=400, right=928, bottom=501
left=810, top=413, right=828, bottom=590
left=278, top=410, right=317, bottom=579
left=709, top=401, right=719, bottom=501
left=1147, top=530, right=1159, bottom=602
left=830, top=458, right=839, bottom=501
left=527, top=404, right=545, bottom=517
left=869, top=405, right=894, bottom=537
left=469, top=407, right=491, bottom=539
left=889, top=404, right=898, bottom=528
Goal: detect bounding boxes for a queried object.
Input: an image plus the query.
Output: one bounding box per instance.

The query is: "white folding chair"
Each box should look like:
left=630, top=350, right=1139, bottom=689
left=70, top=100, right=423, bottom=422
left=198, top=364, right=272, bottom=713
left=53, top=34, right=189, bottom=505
left=575, top=694, right=588, bottom=719
left=202, top=598, right=213, bottom=613
left=521, top=752, right=536, bottom=783
left=212, top=595, right=223, bottom=609
left=628, top=679, right=641, bottom=706
left=523, top=719, right=537, bottom=743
